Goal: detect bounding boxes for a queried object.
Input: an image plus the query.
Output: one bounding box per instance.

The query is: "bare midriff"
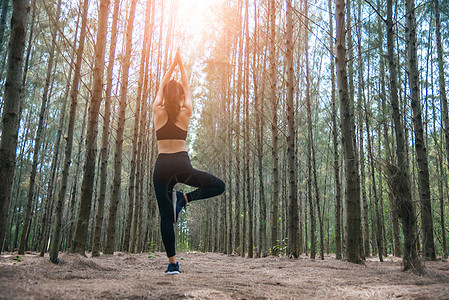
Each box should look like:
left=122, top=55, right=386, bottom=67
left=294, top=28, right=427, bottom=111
left=157, top=139, right=187, bottom=154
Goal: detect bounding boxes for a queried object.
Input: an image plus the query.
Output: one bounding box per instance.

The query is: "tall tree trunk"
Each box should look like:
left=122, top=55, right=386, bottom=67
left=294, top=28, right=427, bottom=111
left=380, top=26, right=401, bottom=257
left=434, top=2, right=449, bottom=253
left=356, top=0, right=370, bottom=259
left=405, top=0, right=435, bottom=261
left=304, top=0, right=323, bottom=260
left=335, top=0, right=362, bottom=264
left=38, top=0, right=63, bottom=257
left=139, top=30, right=153, bottom=252
left=132, top=0, right=163, bottom=253
left=0, top=0, right=28, bottom=254
left=235, top=0, right=243, bottom=257
left=104, top=0, right=137, bottom=255
left=385, top=0, right=422, bottom=273
left=18, top=3, right=59, bottom=254
left=328, top=0, right=342, bottom=260
left=127, top=0, right=154, bottom=253
left=286, top=0, right=298, bottom=258
left=70, top=0, right=110, bottom=255
left=305, top=0, right=316, bottom=260
left=225, top=10, right=233, bottom=254
left=91, top=0, right=120, bottom=257
left=227, top=104, right=233, bottom=254
left=253, top=2, right=265, bottom=258
left=377, top=1, right=400, bottom=256
left=346, top=0, right=363, bottom=259
left=244, top=0, right=253, bottom=259
left=269, top=0, right=280, bottom=257
left=131, top=4, right=150, bottom=254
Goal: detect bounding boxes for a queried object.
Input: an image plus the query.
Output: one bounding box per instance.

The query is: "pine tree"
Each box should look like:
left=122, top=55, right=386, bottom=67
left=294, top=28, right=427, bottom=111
left=405, top=0, right=436, bottom=261
left=0, top=0, right=28, bottom=254
left=335, top=0, right=362, bottom=264
left=70, top=0, right=110, bottom=255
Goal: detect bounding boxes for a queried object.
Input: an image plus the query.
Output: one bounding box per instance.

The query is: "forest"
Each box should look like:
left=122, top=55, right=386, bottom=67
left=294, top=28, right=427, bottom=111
left=0, top=0, right=449, bottom=297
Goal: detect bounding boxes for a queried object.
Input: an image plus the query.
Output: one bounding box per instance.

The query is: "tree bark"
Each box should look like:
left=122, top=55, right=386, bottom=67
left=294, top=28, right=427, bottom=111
left=305, top=0, right=316, bottom=260
left=104, top=0, right=137, bottom=255
left=253, top=1, right=266, bottom=258
left=304, top=0, right=323, bottom=260
left=18, top=0, right=59, bottom=254
left=405, top=0, right=435, bottom=261
left=91, top=0, right=120, bottom=257
left=0, top=0, right=28, bottom=254
left=286, top=0, right=298, bottom=258
left=234, top=0, right=243, bottom=257
left=268, top=0, right=280, bottom=257
left=133, top=0, right=153, bottom=253
left=328, top=0, right=342, bottom=260
left=355, top=0, right=370, bottom=259
left=335, top=0, right=362, bottom=264
left=38, top=0, right=63, bottom=257
left=385, top=0, right=422, bottom=272
left=434, top=0, right=449, bottom=259
left=70, top=0, right=110, bottom=255
left=243, top=0, right=253, bottom=259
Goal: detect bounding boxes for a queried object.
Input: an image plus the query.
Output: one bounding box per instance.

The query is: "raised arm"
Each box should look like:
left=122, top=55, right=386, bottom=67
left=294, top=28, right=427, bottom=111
left=177, top=53, right=192, bottom=113
left=153, top=56, right=178, bottom=112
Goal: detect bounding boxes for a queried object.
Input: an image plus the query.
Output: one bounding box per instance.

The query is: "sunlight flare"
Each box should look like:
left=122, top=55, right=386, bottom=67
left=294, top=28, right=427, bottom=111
left=174, top=0, right=222, bottom=41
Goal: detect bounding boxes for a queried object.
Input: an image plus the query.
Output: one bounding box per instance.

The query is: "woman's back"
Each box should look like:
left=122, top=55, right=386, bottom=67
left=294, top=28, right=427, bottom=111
left=152, top=51, right=192, bottom=154
left=154, top=107, right=190, bottom=154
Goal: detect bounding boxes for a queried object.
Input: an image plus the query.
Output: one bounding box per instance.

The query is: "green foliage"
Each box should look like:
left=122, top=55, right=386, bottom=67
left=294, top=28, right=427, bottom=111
left=147, top=241, right=157, bottom=259
left=12, top=255, right=21, bottom=263
left=272, top=238, right=288, bottom=255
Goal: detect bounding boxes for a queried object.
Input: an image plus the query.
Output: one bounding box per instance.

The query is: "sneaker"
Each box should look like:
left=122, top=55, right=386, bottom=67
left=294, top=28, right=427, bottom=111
left=165, top=262, right=180, bottom=274
left=172, top=190, right=187, bottom=224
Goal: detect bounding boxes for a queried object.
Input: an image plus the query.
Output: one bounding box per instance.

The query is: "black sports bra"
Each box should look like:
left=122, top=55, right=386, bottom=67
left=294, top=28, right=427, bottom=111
left=156, top=116, right=187, bottom=141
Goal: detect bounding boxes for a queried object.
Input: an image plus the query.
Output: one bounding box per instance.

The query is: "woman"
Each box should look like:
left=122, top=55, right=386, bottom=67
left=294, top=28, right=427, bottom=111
left=152, top=49, right=225, bottom=274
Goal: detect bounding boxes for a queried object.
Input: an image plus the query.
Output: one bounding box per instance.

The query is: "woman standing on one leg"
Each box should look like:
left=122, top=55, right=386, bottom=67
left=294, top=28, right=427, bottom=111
left=152, top=49, right=225, bottom=274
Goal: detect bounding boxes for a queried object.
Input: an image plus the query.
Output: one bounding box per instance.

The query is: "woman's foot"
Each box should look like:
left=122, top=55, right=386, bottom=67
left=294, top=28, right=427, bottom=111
left=165, top=262, right=180, bottom=274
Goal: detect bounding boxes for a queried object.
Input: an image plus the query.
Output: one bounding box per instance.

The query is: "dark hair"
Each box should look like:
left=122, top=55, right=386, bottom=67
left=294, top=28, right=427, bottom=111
left=163, top=79, right=184, bottom=121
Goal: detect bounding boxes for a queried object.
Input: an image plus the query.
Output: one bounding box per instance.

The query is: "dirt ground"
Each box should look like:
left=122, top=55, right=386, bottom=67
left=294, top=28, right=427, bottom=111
left=0, top=251, right=448, bottom=299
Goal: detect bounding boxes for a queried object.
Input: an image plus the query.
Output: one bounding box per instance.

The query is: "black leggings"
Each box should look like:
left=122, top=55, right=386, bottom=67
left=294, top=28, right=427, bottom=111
left=153, top=151, right=225, bottom=257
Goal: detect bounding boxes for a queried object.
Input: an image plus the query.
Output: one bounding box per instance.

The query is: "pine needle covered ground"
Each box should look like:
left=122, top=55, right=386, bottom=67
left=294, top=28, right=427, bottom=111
left=1, top=252, right=448, bottom=299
